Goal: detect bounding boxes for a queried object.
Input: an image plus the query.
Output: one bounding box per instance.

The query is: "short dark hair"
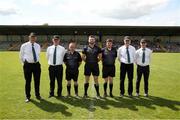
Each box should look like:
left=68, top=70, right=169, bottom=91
left=140, top=38, right=147, bottom=43
left=106, top=39, right=113, bottom=43
left=29, top=32, right=36, bottom=37
left=68, top=39, right=76, bottom=44
left=53, top=35, right=60, bottom=39
left=124, top=36, right=131, bottom=40
left=89, top=35, right=95, bottom=39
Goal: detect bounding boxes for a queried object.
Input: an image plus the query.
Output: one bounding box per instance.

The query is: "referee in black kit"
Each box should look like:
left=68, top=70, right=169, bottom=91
left=46, top=35, right=66, bottom=98
left=117, top=36, right=136, bottom=97
left=135, top=39, right=152, bottom=97
left=20, top=32, right=41, bottom=103
left=82, top=35, right=102, bottom=98
left=101, top=39, right=117, bottom=97
left=63, top=40, right=82, bottom=97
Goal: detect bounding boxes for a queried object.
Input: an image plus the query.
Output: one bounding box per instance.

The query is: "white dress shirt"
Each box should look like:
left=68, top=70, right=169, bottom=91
left=135, top=47, right=152, bottom=66
left=19, top=41, right=41, bottom=64
left=117, top=45, right=136, bottom=64
left=46, top=45, right=66, bottom=66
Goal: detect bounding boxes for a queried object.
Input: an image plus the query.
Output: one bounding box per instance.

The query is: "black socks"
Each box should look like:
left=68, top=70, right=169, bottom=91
left=67, top=84, right=71, bottom=95
left=104, top=82, right=107, bottom=93
left=94, top=84, right=100, bottom=96
left=84, top=83, right=89, bottom=95
left=109, top=83, right=113, bottom=94
left=74, top=84, right=78, bottom=95
left=104, top=82, right=113, bottom=95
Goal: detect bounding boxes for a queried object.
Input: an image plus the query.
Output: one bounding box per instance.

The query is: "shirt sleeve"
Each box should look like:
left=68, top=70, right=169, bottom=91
left=82, top=47, right=87, bottom=54
left=63, top=53, right=67, bottom=62
left=135, top=50, right=139, bottom=63
left=37, top=44, right=41, bottom=59
left=101, top=48, right=104, bottom=58
left=19, top=44, right=25, bottom=64
left=117, top=47, right=121, bottom=61
left=114, top=48, right=117, bottom=58
left=98, top=47, right=102, bottom=54
left=46, top=47, right=50, bottom=60
left=78, top=52, right=82, bottom=62
left=38, top=44, right=41, bottom=53
left=62, top=48, right=66, bottom=57
left=149, top=49, right=153, bottom=63
left=132, top=47, right=136, bottom=63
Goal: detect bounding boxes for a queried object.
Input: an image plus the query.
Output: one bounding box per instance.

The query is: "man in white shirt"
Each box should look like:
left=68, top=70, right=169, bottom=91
left=19, top=32, right=41, bottom=103
left=117, top=36, right=136, bottom=97
left=135, top=39, right=152, bottom=97
left=46, top=35, right=66, bottom=98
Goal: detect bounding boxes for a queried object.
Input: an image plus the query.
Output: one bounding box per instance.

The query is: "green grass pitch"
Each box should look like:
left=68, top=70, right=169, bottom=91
left=0, top=52, right=180, bottom=119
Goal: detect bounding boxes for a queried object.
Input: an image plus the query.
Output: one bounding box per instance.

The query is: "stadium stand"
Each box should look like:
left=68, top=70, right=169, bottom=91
left=0, top=25, right=180, bottom=52
left=0, top=37, right=180, bottom=52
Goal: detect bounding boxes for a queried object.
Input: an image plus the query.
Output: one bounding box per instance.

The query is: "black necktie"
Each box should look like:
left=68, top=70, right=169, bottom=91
left=32, top=43, right=37, bottom=62
left=53, top=46, right=57, bottom=65
left=126, top=47, right=130, bottom=63
left=142, top=48, right=145, bottom=63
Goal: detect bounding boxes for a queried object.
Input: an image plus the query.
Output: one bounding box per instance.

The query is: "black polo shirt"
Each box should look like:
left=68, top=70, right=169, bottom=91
left=63, top=51, right=82, bottom=71
left=102, top=47, right=117, bottom=66
left=82, top=45, right=101, bottom=64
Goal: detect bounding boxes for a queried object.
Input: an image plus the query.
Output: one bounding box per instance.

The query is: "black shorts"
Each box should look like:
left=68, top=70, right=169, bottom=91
left=102, top=65, right=115, bottom=78
left=84, top=63, right=99, bottom=76
left=66, top=69, right=79, bottom=81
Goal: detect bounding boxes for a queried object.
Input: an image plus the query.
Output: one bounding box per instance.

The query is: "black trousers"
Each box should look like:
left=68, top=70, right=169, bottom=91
left=49, top=65, right=63, bottom=96
left=136, top=65, right=150, bottom=94
left=23, top=62, right=41, bottom=99
left=120, top=62, right=134, bottom=95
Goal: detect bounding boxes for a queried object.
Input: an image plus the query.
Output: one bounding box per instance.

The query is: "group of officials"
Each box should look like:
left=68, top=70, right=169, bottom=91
left=20, top=32, right=152, bottom=103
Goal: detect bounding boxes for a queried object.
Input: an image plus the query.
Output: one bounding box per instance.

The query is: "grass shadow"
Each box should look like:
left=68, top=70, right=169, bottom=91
left=56, top=96, right=138, bottom=111
left=55, top=96, right=97, bottom=112
left=146, top=96, right=180, bottom=111
left=55, top=95, right=180, bottom=112
left=114, top=95, right=180, bottom=111
left=31, top=99, right=72, bottom=117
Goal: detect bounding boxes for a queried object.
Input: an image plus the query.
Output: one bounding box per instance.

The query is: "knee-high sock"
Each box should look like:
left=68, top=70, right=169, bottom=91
left=84, top=83, right=89, bottom=95
left=103, top=82, right=107, bottom=93
left=74, top=84, right=78, bottom=94
left=94, top=84, right=100, bottom=96
left=109, top=83, right=113, bottom=94
left=67, top=84, right=71, bottom=95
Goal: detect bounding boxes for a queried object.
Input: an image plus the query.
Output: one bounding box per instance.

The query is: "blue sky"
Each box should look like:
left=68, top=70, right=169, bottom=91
left=0, top=0, right=179, bottom=26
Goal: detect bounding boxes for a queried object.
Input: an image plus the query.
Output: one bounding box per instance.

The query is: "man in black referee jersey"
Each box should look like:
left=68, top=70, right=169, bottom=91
left=101, top=39, right=117, bottom=97
left=63, top=40, right=82, bottom=97
left=82, top=35, right=102, bottom=98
